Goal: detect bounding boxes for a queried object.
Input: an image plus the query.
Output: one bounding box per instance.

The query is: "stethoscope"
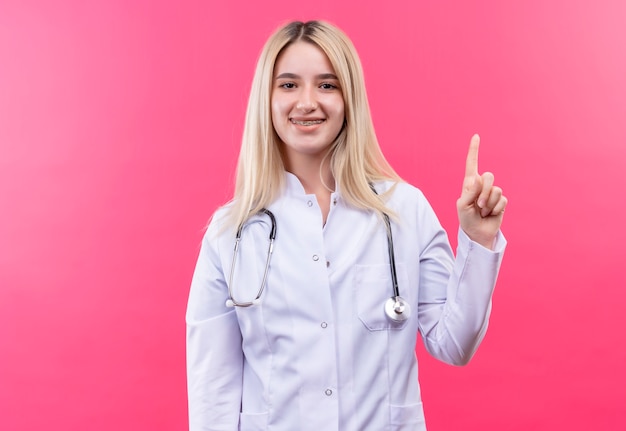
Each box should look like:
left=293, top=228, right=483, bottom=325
left=225, top=198, right=411, bottom=323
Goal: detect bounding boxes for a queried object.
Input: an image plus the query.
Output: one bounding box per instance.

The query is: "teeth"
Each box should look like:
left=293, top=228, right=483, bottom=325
left=292, top=119, right=324, bottom=126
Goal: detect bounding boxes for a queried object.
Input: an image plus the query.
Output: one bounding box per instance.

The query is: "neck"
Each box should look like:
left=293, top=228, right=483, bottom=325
left=283, top=151, right=335, bottom=194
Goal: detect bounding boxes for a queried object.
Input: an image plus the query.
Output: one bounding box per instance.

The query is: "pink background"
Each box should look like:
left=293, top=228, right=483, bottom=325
left=1, top=0, right=625, bottom=429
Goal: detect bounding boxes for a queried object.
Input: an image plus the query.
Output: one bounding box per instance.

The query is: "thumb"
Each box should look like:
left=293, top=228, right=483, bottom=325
left=458, top=174, right=483, bottom=208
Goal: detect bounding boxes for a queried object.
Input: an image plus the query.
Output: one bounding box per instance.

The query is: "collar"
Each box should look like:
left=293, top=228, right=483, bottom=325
left=284, top=171, right=341, bottom=202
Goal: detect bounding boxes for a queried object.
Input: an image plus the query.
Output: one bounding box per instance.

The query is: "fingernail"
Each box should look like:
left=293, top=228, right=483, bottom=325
left=477, top=199, right=485, bottom=208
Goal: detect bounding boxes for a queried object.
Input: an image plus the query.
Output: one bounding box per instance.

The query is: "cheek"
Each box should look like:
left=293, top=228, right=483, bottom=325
left=270, top=99, right=288, bottom=141
left=333, top=99, right=346, bottom=124
left=271, top=97, right=288, bottom=122
left=332, top=95, right=345, bottom=118
left=270, top=100, right=281, bottom=129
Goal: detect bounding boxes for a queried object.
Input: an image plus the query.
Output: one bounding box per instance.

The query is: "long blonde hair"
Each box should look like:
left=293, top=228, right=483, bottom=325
left=226, top=20, right=402, bottom=230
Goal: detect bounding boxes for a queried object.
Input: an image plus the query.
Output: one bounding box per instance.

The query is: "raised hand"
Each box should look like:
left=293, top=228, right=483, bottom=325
left=456, top=134, right=507, bottom=249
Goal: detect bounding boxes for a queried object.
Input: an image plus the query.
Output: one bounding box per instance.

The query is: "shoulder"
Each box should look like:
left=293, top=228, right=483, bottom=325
left=374, top=180, right=441, bottom=227
left=204, top=202, right=237, bottom=242
left=375, top=180, right=428, bottom=205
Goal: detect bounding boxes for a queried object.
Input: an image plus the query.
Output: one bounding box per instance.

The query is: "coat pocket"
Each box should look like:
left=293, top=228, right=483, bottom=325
left=390, top=402, right=426, bottom=428
left=354, top=263, right=411, bottom=331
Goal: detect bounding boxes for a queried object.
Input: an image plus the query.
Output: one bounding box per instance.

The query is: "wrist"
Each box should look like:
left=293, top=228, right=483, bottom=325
left=463, top=229, right=496, bottom=250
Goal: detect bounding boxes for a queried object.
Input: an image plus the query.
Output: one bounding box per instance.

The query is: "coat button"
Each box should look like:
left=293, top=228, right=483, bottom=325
left=307, top=200, right=313, bottom=207
left=312, top=255, right=319, bottom=261
left=325, top=389, right=333, bottom=396
left=321, top=322, right=328, bottom=329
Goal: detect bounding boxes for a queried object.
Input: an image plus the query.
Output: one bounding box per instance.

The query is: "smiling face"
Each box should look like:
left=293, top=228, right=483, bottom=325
left=271, top=41, right=345, bottom=168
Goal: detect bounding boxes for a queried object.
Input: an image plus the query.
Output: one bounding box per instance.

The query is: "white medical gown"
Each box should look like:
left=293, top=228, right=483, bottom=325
left=186, top=172, right=506, bottom=431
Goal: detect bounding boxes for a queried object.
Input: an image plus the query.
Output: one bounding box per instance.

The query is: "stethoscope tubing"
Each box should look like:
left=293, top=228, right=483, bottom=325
left=383, top=212, right=401, bottom=299
left=226, top=199, right=410, bottom=322
left=226, top=209, right=276, bottom=307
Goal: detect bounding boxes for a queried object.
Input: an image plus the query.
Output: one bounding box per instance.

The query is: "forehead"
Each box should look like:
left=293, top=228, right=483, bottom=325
left=274, top=41, right=336, bottom=75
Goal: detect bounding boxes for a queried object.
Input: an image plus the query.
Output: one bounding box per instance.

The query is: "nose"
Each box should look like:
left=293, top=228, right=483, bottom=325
left=296, top=86, right=318, bottom=112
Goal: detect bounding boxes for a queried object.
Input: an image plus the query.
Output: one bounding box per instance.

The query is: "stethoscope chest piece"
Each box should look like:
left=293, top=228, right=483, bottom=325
left=385, top=296, right=411, bottom=322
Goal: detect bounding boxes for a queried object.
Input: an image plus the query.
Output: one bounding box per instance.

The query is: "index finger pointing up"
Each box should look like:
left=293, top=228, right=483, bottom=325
left=465, top=134, right=480, bottom=178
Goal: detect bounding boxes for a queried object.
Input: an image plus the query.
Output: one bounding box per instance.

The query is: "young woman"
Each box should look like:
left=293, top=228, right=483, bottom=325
left=186, top=20, right=507, bottom=431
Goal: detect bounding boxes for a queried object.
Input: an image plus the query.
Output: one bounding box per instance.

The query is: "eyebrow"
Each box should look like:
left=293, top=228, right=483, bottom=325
left=274, top=72, right=339, bottom=80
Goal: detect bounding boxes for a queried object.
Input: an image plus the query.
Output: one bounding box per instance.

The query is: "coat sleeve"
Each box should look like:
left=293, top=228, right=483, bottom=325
left=186, top=216, right=243, bottom=430
left=415, top=195, right=506, bottom=366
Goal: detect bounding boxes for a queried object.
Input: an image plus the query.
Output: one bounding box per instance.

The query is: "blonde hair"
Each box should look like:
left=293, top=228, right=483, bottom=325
left=226, top=20, right=402, bottom=230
